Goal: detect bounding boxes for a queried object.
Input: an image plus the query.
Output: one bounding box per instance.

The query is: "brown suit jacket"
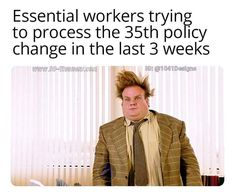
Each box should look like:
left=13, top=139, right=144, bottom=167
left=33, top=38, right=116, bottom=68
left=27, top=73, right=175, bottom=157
left=93, top=110, right=202, bottom=186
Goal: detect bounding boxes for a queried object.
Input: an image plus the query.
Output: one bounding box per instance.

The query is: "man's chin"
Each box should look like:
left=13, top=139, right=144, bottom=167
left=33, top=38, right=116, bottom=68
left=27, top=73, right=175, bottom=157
left=127, top=114, right=141, bottom=121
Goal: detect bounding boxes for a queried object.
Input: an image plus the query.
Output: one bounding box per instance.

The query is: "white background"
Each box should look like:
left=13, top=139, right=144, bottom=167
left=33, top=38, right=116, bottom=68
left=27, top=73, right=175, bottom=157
left=0, top=0, right=234, bottom=191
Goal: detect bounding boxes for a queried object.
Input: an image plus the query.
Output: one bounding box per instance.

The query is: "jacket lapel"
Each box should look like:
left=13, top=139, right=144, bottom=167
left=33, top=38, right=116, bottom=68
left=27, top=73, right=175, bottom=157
left=157, top=113, right=173, bottom=169
left=110, top=117, right=128, bottom=167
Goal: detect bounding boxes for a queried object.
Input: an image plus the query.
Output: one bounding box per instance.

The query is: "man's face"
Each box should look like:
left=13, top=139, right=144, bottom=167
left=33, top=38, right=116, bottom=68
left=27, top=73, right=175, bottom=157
left=122, top=86, right=149, bottom=121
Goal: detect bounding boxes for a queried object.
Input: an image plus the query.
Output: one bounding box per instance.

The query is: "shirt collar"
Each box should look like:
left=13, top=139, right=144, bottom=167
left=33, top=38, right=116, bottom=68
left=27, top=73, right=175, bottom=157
left=124, top=111, right=151, bottom=126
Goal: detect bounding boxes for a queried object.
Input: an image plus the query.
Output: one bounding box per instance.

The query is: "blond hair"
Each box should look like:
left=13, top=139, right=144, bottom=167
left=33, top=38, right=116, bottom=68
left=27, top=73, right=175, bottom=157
left=116, top=70, right=154, bottom=99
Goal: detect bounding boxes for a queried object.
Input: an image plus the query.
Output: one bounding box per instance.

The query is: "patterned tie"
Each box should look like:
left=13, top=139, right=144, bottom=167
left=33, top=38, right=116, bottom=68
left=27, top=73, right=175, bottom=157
left=130, top=119, right=148, bottom=186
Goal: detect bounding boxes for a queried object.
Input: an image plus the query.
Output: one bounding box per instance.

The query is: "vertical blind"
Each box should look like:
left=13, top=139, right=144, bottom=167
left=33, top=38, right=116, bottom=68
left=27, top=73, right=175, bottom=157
left=11, top=66, right=111, bottom=186
left=11, top=65, right=224, bottom=186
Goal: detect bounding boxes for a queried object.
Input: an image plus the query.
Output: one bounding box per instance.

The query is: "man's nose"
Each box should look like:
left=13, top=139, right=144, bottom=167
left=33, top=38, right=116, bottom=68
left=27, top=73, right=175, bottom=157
left=130, top=99, right=137, bottom=105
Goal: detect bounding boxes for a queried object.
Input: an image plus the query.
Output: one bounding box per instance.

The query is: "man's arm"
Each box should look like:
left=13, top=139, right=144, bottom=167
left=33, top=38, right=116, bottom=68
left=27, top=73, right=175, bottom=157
left=179, top=121, right=202, bottom=186
left=92, top=128, right=111, bottom=186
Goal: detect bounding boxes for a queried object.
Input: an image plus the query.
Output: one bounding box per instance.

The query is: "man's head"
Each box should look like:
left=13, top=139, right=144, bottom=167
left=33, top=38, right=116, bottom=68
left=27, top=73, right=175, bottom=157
left=116, top=70, right=154, bottom=121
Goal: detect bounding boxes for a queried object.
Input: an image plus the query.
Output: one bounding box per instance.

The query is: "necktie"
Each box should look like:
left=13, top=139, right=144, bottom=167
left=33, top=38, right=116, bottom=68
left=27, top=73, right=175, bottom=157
left=129, top=119, right=148, bottom=186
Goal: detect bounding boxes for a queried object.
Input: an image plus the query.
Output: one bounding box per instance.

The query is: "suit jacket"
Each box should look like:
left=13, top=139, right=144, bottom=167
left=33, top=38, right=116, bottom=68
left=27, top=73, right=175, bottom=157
left=93, top=110, right=202, bottom=186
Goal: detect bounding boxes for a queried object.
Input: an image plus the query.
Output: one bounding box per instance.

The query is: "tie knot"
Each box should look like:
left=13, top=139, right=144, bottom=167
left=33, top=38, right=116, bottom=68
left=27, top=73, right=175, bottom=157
left=132, top=119, right=147, bottom=132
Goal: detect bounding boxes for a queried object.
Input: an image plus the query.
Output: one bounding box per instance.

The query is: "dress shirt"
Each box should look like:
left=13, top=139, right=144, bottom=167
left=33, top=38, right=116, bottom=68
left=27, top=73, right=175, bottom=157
left=125, top=111, right=163, bottom=185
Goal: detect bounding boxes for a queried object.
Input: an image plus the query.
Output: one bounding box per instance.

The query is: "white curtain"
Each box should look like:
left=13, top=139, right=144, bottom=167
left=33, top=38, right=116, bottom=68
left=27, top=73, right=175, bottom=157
left=11, top=65, right=224, bottom=186
left=11, top=66, right=111, bottom=186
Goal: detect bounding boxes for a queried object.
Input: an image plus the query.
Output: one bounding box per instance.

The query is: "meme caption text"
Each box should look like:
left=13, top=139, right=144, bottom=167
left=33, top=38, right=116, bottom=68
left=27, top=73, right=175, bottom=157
left=12, top=9, right=210, bottom=59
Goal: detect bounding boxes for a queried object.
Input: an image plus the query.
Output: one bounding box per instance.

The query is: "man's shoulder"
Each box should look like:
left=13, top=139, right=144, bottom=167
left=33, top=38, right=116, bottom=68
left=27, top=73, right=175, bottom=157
left=100, top=116, right=124, bottom=130
left=151, top=110, right=183, bottom=125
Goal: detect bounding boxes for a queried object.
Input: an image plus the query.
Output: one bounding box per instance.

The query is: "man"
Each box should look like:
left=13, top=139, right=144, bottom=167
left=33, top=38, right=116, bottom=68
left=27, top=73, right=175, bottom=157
left=93, top=70, right=202, bottom=186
